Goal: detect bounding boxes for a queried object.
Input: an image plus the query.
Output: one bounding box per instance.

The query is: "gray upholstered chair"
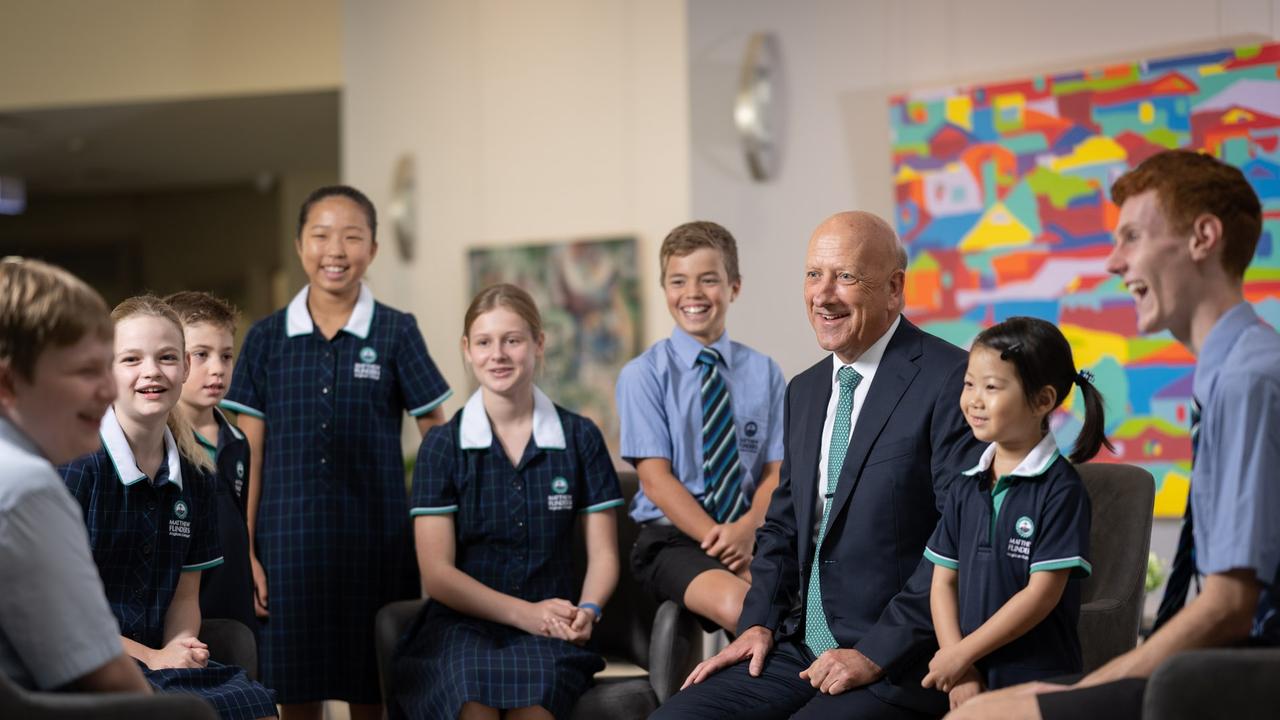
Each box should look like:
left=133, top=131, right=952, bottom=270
left=1075, top=462, right=1155, bottom=672
left=376, top=470, right=704, bottom=718
left=201, top=618, right=259, bottom=681
left=1143, top=647, right=1280, bottom=718
left=0, top=670, right=217, bottom=719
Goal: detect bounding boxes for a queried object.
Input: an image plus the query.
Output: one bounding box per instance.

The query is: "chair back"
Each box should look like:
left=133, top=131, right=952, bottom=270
left=1076, top=461, right=1155, bottom=672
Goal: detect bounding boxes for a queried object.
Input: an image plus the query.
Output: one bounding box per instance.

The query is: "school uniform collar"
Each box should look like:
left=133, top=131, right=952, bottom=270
left=671, top=327, right=734, bottom=370
left=1193, top=301, right=1259, bottom=403
left=285, top=282, right=375, bottom=339
left=963, top=431, right=1061, bottom=479
left=213, top=406, right=244, bottom=441
left=829, top=315, right=900, bottom=384
left=459, top=386, right=566, bottom=451
left=99, top=405, right=183, bottom=489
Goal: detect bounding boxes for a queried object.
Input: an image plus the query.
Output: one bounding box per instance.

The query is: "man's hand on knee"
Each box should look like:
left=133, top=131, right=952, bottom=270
left=798, top=648, right=882, bottom=695
left=681, top=625, right=774, bottom=689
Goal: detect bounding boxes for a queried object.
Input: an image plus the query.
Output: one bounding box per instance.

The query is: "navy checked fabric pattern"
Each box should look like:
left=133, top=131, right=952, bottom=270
left=396, top=405, right=621, bottom=718
left=697, top=347, right=745, bottom=523
left=60, top=448, right=222, bottom=650
left=143, top=660, right=276, bottom=720
left=1154, top=398, right=1202, bottom=632
left=223, top=301, right=451, bottom=703
left=806, top=365, right=861, bottom=655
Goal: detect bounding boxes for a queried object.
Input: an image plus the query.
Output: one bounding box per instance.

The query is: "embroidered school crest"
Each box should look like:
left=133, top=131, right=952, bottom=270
left=354, top=346, right=382, bottom=381
left=235, top=461, right=245, bottom=479
left=1016, top=516, right=1036, bottom=539
left=744, top=421, right=759, bottom=437
left=173, top=500, right=189, bottom=520
left=170, top=500, right=192, bottom=538
left=547, top=476, right=573, bottom=511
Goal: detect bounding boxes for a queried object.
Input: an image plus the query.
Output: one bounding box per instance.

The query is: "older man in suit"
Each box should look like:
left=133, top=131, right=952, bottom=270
left=653, top=211, right=982, bottom=719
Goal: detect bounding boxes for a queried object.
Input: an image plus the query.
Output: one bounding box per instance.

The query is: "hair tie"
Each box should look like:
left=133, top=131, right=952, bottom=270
left=1076, top=369, right=1094, bottom=386
left=999, top=342, right=1022, bottom=361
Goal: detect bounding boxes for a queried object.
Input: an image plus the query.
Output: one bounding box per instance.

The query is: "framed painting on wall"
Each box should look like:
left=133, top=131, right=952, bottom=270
left=468, top=236, right=642, bottom=456
left=890, top=42, right=1280, bottom=517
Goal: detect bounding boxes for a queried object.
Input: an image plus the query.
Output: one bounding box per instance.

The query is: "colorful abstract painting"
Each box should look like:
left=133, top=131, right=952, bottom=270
left=890, top=42, right=1280, bottom=517
left=468, top=237, right=642, bottom=456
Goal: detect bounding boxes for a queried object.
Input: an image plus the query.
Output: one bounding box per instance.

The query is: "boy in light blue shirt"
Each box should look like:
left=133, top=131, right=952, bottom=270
left=617, top=221, right=785, bottom=632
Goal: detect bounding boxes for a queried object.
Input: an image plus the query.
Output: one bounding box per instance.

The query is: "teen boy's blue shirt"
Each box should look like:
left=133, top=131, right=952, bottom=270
left=924, top=432, right=1091, bottom=688
left=1189, top=301, right=1280, bottom=644
left=617, top=327, right=785, bottom=523
left=60, top=407, right=223, bottom=649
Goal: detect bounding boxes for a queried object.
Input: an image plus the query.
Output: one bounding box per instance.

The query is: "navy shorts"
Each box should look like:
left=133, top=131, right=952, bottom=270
left=631, top=522, right=732, bottom=630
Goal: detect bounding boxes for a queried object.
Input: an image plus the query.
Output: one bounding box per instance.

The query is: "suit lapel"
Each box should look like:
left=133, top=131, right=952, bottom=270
left=827, top=320, right=923, bottom=523
left=793, top=359, right=831, bottom=562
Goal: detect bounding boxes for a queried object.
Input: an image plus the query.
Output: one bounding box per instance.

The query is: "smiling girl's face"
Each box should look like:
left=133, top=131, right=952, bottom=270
left=112, top=315, right=188, bottom=427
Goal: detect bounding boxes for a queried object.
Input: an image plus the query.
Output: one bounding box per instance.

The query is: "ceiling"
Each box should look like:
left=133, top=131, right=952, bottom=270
left=0, top=90, right=339, bottom=195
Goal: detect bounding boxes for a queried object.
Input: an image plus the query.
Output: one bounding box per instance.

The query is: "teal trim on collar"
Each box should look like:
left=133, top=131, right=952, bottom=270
left=285, top=282, right=376, bottom=339
left=99, top=406, right=183, bottom=489
left=213, top=407, right=244, bottom=440
left=458, top=386, right=566, bottom=451
left=962, top=433, right=1061, bottom=479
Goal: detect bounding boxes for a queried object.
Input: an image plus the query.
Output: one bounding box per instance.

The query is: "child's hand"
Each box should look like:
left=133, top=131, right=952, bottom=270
left=250, top=554, right=269, bottom=618
left=700, top=519, right=756, bottom=573
left=547, top=607, right=595, bottom=646
left=948, top=667, right=984, bottom=710
left=147, top=635, right=210, bottom=670
left=921, top=643, right=972, bottom=692
left=518, top=598, right=577, bottom=637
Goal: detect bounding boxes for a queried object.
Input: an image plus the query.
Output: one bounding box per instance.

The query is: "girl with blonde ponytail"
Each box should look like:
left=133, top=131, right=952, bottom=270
left=58, top=294, right=277, bottom=719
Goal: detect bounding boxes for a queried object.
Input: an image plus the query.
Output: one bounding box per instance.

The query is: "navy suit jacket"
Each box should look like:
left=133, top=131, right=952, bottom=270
left=737, top=317, right=982, bottom=714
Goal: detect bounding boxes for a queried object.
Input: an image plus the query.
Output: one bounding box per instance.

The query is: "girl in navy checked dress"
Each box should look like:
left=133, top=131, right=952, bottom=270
left=223, top=186, right=452, bottom=720
left=60, top=296, right=276, bottom=720
left=391, top=284, right=624, bottom=720
left=921, top=317, right=1112, bottom=710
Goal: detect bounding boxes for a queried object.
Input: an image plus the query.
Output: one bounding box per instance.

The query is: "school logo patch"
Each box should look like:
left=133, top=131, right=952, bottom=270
left=169, top=500, right=192, bottom=538
left=235, top=461, right=245, bottom=479
left=1016, top=516, right=1036, bottom=539
left=547, top=477, right=573, bottom=511
left=744, top=421, right=759, bottom=438
left=359, top=346, right=378, bottom=364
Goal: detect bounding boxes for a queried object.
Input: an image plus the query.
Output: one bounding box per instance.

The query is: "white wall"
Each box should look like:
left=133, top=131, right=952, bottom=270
left=688, top=0, right=1280, bottom=378
left=342, top=0, right=691, bottom=404
left=0, top=0, right=341, bottom=111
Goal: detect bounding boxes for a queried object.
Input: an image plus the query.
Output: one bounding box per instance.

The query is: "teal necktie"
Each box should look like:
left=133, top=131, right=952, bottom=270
left=805, top=365, right=862, bottom=655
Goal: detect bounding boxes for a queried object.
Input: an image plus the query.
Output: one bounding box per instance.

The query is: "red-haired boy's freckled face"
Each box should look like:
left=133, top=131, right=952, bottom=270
left=180, top=322, right=234, bottom=412
left=4, top=334, right=116, bottom=464
left=663, top=248, right=739, bottom=345
left=296, top=195, right=378, bottom=299
left=1106, top=190, right=1197, bottom=339
left=112, top=316, right=188, bottom=427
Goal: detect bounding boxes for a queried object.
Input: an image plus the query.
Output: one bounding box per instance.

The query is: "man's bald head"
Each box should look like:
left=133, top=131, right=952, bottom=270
left=803, top=211, right=908, bottom=362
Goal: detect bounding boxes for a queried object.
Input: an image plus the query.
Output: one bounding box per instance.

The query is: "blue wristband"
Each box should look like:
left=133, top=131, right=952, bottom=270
left=579, top=602, right=603, bottom=622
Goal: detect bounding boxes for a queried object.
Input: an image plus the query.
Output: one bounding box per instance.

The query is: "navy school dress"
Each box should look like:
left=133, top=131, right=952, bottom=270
left=391, top=387, right=625, bottom=720
left=222, top=283, right=452, bottom=704
left=59, top=407, right=277, bottom=719
left=923, top=433, right=1092, bottom=689
left=195, top=407, right=258, bottom=645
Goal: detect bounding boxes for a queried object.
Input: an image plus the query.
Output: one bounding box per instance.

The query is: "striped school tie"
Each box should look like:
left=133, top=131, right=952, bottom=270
left=805, top=365, right=862, bottom=655
left=1153, top=398, right=1201, bottom=632
left=698, top=347, right=746, bottom=523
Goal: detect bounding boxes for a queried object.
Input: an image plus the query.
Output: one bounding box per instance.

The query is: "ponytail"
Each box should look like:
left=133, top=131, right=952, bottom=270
left=1069, top=371, right=1115, bottom=464
left=169, top=411, right=215, bottom=474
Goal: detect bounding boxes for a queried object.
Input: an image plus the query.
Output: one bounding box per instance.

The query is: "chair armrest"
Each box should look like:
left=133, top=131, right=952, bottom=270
left=3, top=687, right=217, bottom=720
left=376, top=599, right=427, bottom=706
left=1144, top=647, right=1280, bottom=720
left=200, top=618, right=258, bottom=680
left=1078, top=598, right=1137, bottom=673
left=647, top=600, right=703, bottom=704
